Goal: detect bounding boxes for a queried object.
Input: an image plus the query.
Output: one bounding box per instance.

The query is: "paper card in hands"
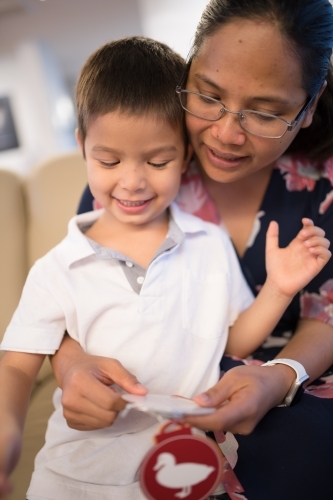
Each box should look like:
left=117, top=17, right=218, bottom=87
left=121, top=394, right=215, bottom=418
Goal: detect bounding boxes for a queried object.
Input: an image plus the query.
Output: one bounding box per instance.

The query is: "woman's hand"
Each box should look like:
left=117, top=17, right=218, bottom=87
left=184, top=363, right=296, bottom=434
left=51, top=336, right=148, bottom=430
left=266, top=218, right=331, bottom=298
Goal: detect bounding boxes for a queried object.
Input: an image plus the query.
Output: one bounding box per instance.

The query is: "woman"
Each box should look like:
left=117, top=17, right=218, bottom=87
left=52, top=0, right=333, bottom=498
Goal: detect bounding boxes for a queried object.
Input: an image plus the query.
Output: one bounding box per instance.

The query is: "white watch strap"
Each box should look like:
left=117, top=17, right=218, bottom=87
left=261, top=358, right=309, bottom=406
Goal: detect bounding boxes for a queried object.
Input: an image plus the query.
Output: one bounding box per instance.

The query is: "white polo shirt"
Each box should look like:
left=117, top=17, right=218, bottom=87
left=2, top=203, right=253, bottom=500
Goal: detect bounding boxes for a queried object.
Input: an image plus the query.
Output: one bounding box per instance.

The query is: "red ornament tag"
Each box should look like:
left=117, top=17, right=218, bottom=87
left=140, top=421, right=223, bottom=500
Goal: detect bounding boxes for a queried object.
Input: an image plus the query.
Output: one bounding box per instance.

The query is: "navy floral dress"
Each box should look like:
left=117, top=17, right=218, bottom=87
left=78, top=154, right=333, bottom=500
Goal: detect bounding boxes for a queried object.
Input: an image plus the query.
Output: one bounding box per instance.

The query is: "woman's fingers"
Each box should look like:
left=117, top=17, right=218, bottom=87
left=265, top=220, right=279, bottom=253
left=184, top=364, right=296, bottom=434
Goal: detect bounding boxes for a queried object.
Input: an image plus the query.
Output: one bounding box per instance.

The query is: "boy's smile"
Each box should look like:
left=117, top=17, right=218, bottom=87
left=77, top=110, right=189, bottom=231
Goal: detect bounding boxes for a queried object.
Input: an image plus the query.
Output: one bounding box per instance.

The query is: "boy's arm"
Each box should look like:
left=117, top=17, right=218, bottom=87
left=0, top=351, right=45, bottom=493
left=226, top=218, right=331, bottom=358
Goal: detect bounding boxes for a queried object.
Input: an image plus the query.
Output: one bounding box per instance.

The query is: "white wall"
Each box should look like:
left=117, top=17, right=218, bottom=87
left=0, top=0, right=143, bottom=174
left=0, top=0, right=210, bottom=174
left=0, top=40, right=77, bottom=175
left=0, top=0, right=143, bottom=91
left=138, top=0, right=210, bottom=57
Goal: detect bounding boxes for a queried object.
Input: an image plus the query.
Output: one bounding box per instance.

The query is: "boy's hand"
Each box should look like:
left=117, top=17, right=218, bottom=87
left=0, top=475, right=13, bottom=500
left=61, top=355, right=148, bottom=430
left=0, top=421, right=21, bottom=499
left=265, top=218, right=331, bottom=298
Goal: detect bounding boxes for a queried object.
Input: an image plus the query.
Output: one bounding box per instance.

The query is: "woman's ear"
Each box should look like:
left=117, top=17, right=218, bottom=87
left=301, top=81, right=327, bottom=129
left=182, top=143, right=193, bottom=173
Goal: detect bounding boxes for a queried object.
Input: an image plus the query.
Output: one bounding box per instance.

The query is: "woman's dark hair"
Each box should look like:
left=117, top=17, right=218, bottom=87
left=76, top=36, right=186, bottom=146
left=191, top=0, right=333, bottom=161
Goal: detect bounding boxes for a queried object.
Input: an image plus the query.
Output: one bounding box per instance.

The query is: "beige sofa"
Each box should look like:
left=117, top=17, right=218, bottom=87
left=0, top=151, right=87, bottom=499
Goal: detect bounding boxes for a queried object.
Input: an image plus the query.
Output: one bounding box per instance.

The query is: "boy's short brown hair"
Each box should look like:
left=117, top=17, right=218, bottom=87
left=76, top=36, right=186, bottom=144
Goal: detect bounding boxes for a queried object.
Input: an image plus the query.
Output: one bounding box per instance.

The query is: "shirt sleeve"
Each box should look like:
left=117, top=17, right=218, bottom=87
left=1, top=261, right=66, bottom=354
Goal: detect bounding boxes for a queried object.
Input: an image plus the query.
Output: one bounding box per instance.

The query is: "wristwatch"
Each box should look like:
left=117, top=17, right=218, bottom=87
left=261, top=358, right=309, bottom=407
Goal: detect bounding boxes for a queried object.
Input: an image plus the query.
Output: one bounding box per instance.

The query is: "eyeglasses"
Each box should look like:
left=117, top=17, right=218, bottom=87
left=176, top=87, right=315, bottom=139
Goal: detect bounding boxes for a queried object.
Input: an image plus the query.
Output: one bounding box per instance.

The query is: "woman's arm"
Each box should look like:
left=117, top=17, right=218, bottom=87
left=51, top=334, right=148, bottom=430
left=186, top=318, right=333, bottom=434
left=276, top=318, right=333, bottom=383
left=0, top=351, right=45, bottom=495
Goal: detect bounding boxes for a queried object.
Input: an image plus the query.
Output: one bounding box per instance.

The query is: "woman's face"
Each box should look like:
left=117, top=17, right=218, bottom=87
left=186, top=19, right=316, bottom=184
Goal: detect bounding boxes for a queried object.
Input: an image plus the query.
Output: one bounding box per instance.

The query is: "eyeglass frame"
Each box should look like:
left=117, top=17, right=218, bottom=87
left=175, top=61, right=316, bottom=139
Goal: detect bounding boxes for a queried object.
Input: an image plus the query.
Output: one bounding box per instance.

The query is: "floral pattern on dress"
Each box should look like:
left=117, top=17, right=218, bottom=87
left=93, top=199, right=102, bottom=210
left=300, top=279, right=333, bottom=327
left=319, top=189, right=333, bottom=214
left=305, top=372, right=333, bottom=399
left=246, top=211, right=265, bottom=249
left=176, top=162, right=221, bottom=224
left=323, top=157, right=333, bottom=185
left=275, top=155, right=322, bottom=191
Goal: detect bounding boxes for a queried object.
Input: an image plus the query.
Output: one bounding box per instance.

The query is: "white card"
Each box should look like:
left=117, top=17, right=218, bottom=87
left=121, top=394, right=215, bottom=418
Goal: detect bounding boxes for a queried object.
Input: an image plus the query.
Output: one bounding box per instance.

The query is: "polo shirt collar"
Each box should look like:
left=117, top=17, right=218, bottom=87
left=57, top=209, right=103, bottom=268
left=169, top=202, right=209, bottom=235
left=58, top=203, right=208, bottom=268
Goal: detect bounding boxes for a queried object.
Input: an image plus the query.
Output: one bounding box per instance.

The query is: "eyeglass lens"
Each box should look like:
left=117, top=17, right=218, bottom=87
left=179, top=91, right=289, bottom=139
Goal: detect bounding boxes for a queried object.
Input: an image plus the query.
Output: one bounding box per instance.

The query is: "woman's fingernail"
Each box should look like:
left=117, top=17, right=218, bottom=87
left=197, top=393, right=211, bottom=404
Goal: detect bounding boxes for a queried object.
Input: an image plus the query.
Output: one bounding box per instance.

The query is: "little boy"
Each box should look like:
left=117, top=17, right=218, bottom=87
left=0, top=37, right=330, bottom=500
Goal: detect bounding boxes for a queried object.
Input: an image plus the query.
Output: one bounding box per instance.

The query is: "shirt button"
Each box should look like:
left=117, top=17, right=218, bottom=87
left=137, top=276, right=145, bottom=285
left=125, top=261, right=134, bottom=267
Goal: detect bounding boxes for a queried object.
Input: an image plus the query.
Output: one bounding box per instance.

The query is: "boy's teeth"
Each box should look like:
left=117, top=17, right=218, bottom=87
left=120, top=200, right=146, bottom=207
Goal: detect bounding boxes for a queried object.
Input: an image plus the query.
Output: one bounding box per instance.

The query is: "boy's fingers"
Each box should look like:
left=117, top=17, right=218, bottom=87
left=61, top=358, right=148, bottom=430
left=105, top=360, right=147, bottom=395
left=0, top=474, right=13, bottom=497
left=301, top=217, right=314, bottom=227
left=302, top=227, right=326, bottom=239
left=265, top=220, right=279, bottom=252
left=309, top=247, right=331, bottom=260
left=87, top=357, right=147, bottom=395
left=304, top=236, right=330, bottom=249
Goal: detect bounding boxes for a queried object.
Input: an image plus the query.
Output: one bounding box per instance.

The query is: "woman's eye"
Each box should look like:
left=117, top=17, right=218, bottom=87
left=198, top=94, right=219, bottom=104
left=148, top=161, right=169, bottom=168
left=99, top=160, right=119, bottom=168
left=249, top=112, right=278, bottom=122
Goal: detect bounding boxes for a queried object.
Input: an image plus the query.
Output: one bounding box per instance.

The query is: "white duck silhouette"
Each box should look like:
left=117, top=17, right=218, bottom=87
left=153, top=452, right=215, bottom=498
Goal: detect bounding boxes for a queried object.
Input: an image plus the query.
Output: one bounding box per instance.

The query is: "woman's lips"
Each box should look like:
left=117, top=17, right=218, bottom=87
left=206, top=145, right=247, bottom=169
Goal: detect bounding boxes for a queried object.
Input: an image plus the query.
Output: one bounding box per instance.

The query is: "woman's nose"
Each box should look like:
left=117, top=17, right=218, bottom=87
left=210, top=111, right=246, bottom=146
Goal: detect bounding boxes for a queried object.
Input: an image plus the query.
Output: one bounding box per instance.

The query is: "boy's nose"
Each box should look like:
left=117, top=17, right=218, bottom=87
left=118, top=166, right=146, bottom=191
left=210, top=112, right=246, bottom=146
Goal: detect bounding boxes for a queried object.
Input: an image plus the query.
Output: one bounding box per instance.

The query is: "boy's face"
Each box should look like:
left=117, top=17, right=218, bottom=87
left=77, top=110, right=190, bottom=228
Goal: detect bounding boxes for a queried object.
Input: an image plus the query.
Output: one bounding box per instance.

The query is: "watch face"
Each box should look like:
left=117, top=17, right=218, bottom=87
left=121, top=394, right=215, bottom=418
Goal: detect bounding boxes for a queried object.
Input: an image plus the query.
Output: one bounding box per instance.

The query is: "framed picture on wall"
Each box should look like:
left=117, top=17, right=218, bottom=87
left=0, top=96, right=19, bottom=151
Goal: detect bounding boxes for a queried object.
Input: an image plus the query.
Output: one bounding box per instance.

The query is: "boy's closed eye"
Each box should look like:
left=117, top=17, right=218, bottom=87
left=99, top=160, right=120, bottom=168
left=147, top=160, right=170, bottom=168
